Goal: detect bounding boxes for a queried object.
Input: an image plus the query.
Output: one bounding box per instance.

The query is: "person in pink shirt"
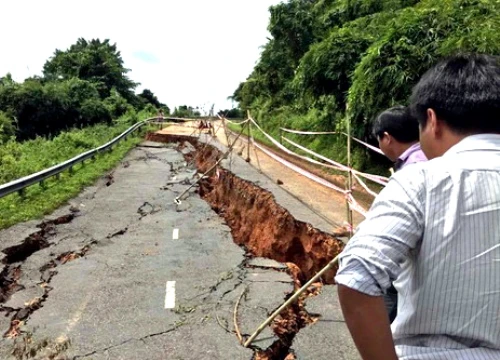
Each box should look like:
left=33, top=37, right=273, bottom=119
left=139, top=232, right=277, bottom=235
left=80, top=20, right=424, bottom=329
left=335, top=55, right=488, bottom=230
left=373, top=105, right=427, bottom=172
left=372, top=105, right=428, bottom=323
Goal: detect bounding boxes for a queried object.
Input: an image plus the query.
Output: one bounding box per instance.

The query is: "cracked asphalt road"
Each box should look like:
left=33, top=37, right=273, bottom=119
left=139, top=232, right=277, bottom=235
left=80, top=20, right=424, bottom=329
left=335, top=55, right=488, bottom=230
left=0, top=139, right=359, bottom=359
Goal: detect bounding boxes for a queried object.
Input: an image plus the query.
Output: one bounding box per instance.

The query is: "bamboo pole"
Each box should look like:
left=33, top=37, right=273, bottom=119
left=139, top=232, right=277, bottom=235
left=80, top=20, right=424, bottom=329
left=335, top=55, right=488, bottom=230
left=345, top=105, right=354, bottom=239
left=246, top=118, right=251, bottom=162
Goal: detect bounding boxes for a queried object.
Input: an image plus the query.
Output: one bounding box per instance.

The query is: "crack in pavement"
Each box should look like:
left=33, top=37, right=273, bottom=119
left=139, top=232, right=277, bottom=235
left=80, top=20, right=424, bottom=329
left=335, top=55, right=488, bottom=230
left=137, top=202, right=162, bottom=220
left=73, top=326, right=180, bottom=359
left=0, top=214, right=78, bottom=307
left=3, top=240, right=98, bottom=339
left=106, top=228, right=128, bottom=239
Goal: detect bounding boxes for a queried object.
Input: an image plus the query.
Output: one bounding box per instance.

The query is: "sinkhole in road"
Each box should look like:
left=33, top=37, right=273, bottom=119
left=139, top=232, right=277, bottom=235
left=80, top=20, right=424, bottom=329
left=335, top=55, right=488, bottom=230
left=147, top=133, right=346, bottom=360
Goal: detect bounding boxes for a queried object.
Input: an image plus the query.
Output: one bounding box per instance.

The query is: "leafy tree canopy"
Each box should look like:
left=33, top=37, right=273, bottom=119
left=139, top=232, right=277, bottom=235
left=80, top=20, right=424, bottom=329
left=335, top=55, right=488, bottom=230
left=0, top=38, right=168, bottom=142
left=43, top=38, right=137, bottom=101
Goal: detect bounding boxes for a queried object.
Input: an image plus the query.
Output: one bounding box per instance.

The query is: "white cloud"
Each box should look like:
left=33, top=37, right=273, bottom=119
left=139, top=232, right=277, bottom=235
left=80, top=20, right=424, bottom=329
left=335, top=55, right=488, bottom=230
left=0, top=0, right=282, bottom=112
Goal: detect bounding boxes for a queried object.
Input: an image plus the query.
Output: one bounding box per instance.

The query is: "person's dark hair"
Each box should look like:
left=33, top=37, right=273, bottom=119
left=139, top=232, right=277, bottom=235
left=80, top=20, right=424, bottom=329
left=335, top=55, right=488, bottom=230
left=372, top=105, right=419, bottom=143
left=409, top=53, right=500, bottom=134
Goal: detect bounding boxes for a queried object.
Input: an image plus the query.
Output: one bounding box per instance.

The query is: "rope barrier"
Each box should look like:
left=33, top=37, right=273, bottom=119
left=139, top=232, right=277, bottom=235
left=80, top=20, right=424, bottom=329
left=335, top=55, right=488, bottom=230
left=281, top=136, right=351, bottom=172
left=251, top=140, right=347, bottom=194
left=280, top=127, right=385, bottom=156
left=349, top=136, right=384, bottom=156
left=282, top=136, right=389, bottom=185
left=352, top=173, right=379, bottom=198
left=280, top=128, right=338, bottom=135
left=346, top=193, right=368, bottom=217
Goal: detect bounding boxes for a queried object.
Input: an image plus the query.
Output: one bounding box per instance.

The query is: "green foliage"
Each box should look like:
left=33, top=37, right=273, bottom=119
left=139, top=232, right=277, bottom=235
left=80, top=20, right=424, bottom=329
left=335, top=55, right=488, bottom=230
left=0, top=111, right=15, bottom=144
left=0, top=123, right=150, bottom=230
left=0, top=38, right=168, bottom=140
left=234, top=0, right=500, bottom=172
left=104, top=88, right=131, bottom=119
left=43, top=38, right=137, bottom=100
left=173, top=105, right=201, bottom=117
left=0, top=123, right=128, bottom=185
left=137, top=89, right=169, bottom=114
left=348, top=0, right=500, bottom=138
left=219, top=108, right=244, bottom=119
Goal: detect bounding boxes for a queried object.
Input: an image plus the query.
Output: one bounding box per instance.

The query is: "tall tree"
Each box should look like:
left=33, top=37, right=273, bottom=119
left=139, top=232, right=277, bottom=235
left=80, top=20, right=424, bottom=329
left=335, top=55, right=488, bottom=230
left=43, top=38, right=138, bottom=101
left=137, top=89, right=168, bottom=113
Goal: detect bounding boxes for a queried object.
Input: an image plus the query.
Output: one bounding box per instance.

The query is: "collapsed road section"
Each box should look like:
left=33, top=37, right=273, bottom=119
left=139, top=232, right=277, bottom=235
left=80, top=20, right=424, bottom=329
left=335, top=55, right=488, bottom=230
left=146, top=132, right=355, bottom=359
left=0, top=133, right=358, bottom=360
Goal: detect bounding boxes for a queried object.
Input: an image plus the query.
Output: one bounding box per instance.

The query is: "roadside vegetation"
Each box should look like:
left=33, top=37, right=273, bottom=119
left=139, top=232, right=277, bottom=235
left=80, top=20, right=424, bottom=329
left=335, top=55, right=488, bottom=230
left=0, top=38, right=168, bottom=229
left=232, top=0, right=500, bottom=174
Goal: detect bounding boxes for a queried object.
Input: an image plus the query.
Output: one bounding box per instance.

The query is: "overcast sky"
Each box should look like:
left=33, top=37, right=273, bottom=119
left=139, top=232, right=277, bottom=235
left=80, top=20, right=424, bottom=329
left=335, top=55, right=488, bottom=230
left=0, top=0, right=282, bottom=113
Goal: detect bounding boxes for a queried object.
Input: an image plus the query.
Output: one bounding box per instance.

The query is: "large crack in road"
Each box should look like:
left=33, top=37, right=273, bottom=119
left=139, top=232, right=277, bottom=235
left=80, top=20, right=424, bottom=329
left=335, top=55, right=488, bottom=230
left=147, top=133, right=346, bottom=360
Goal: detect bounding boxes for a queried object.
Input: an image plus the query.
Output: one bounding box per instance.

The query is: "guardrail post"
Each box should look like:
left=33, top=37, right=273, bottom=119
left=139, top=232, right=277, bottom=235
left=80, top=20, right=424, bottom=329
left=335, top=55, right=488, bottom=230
left=39, top=180, right=47, bottom=189
left=56, top=173, right=61, bottom=180
left=69, top=166, right=74, bottom=175
left=18, top=188, right=25, bottom=199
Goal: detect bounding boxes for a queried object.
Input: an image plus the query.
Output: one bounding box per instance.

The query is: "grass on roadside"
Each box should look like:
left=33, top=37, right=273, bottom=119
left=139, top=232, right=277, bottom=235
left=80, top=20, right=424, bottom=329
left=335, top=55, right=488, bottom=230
left=0, top=124, right=154, bottom=230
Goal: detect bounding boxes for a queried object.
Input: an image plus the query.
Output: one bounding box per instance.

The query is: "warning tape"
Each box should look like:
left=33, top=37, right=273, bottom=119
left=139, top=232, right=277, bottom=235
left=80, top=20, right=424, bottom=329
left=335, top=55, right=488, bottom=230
left=280, top=128, right=338, bottom=135
left=282, top=136, right=389, bottom=185
left=350, top=136, right=384, bottom=156
left=250, top=139, right=347, bottom=195
left=352, top=173, right=379, bottom=198
left=281, top=136, right=351, bottom=172
left=227, top=116, right=374, bottom=218
left=347, top=193, right=368, bottom=217
left=217, top=114, right=251, bottom=126
left=280, top=127, right=384, bottom=156
left=226, top=118, right=251, bottom=125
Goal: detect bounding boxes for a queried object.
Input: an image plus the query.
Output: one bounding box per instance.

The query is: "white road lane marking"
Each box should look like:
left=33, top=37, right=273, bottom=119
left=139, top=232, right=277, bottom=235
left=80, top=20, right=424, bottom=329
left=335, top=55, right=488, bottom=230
left=173, top=228, right=179, bottom=240
left=165, top=281, right=176, bottom=309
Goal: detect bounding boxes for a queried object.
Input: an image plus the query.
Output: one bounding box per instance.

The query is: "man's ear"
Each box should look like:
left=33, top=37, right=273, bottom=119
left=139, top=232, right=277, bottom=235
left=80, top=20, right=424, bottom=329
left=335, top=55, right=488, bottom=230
left=383, top=131, right=391, bottom=143
left=426, top=109, right=441, bottom=137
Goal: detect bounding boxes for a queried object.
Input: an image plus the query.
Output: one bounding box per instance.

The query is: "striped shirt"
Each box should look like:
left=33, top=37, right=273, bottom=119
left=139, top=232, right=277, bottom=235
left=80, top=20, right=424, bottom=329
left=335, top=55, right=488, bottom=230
left=335, top=134, right=500, bottom=359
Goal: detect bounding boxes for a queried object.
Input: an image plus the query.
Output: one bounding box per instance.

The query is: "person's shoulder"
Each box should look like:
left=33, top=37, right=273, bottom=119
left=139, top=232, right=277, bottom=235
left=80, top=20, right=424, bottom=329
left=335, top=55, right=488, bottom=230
left=392, top=160, right=427, bottom=182
left=393, top=156, right=455, bottom=190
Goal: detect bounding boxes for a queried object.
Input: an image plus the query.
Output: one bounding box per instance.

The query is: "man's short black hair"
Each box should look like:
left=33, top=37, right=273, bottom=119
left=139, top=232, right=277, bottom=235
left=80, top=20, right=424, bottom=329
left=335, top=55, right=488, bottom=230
left=409, top=53, right=500, bottom=134
left=372, top=105, right=420, bottom=143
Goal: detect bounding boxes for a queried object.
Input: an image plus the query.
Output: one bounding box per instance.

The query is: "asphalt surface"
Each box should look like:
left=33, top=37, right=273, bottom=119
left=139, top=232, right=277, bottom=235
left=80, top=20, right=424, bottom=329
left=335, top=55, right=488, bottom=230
left=0, top=137, right=359, bottom=359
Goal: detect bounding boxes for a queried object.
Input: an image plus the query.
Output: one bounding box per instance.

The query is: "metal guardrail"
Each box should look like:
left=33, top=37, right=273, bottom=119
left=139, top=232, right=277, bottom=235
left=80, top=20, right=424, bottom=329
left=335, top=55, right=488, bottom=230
left=0, top=117, right=158, bottom=199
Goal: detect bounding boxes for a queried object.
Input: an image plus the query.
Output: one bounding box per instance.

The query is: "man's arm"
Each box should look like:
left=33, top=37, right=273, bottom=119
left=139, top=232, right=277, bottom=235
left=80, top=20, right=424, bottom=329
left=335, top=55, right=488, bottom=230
left=338, top=285, right=398, bottom=360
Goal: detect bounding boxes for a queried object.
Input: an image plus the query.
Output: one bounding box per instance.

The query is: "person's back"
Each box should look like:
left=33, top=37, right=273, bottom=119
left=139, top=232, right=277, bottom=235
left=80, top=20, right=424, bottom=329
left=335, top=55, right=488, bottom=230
left=335, top=54, right=500, bottom=360
left=391, top=138, right=500, bottom=358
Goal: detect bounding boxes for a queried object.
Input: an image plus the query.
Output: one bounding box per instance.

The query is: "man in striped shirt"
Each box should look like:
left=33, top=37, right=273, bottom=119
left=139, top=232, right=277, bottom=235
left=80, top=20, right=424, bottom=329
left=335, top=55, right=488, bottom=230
left=336, top=54, right=500, bottom=360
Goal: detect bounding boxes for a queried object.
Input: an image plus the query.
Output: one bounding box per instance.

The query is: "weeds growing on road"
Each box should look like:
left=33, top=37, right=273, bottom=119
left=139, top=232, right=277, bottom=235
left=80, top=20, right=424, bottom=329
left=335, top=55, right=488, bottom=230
left=0, top=116, right=155, bottom=230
